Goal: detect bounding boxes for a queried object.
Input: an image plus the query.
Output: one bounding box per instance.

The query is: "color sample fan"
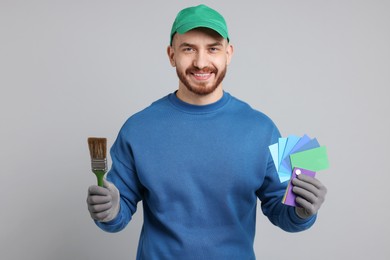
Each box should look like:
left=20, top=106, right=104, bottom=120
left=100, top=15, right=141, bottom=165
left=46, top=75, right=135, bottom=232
left=269, top=135, right=330, bottom=206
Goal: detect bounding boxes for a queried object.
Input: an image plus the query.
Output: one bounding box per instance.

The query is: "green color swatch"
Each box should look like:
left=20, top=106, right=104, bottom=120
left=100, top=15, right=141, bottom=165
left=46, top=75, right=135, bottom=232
left=290, top=146, right=329, bottom=172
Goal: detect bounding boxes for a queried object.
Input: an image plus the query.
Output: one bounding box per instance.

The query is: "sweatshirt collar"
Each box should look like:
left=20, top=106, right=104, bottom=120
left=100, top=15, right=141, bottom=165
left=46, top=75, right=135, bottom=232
left=168, top=91, right=230, bottom=113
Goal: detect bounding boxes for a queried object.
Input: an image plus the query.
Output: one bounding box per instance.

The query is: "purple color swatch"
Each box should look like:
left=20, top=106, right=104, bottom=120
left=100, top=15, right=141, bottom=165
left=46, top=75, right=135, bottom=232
left=283, top=167, right=316, bottom=207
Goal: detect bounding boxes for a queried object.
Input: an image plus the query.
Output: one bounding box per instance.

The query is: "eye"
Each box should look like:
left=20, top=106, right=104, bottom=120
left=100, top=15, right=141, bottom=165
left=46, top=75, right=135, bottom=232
left=183, top=47, right=195, bottom=53
left=209, top=47, right=220, bottom=53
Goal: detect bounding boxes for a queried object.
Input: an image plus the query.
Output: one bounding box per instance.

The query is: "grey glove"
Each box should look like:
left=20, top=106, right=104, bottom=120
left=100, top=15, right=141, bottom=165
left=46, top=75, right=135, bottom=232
left=87, top=179, right=120, bottom=222
left=292, top=173, right=327, bottom=219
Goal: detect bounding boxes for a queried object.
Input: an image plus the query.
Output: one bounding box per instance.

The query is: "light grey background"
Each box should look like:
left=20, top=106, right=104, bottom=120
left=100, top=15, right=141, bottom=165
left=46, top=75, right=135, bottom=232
left=1, top=0, right=389, bottom=259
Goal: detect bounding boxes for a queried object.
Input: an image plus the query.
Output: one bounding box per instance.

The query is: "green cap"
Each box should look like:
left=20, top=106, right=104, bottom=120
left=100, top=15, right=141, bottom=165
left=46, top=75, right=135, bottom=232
left=170, top=4, right=229, bottom=45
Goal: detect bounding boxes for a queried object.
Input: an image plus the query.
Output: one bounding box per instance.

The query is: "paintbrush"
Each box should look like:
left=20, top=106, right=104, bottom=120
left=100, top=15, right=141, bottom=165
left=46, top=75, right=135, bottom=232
left=87, top=137, right=107, bottom=187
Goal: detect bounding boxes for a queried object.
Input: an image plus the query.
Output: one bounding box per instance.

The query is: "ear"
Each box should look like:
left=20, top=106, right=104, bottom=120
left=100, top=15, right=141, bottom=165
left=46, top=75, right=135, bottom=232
left=167, top=45, right=176, bottom=67
left=226, top=43, right=234, bottom=66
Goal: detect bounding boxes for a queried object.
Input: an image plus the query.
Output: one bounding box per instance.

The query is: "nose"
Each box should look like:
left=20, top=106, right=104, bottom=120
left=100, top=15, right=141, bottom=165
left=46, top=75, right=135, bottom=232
left=193, top=50, right=209, bottom=69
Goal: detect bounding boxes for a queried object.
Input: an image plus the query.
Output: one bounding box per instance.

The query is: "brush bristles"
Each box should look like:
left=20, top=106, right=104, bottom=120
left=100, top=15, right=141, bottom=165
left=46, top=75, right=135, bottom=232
left=88, top=137, right=107, bottom=160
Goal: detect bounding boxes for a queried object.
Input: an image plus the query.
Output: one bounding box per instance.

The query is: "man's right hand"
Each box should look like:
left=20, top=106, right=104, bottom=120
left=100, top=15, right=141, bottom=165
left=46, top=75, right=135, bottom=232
left=87, top=179, right=120, bottom=222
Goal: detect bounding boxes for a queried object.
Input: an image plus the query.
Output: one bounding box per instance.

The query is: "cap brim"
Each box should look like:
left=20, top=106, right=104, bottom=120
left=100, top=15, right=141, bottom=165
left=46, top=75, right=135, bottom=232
left=175, top=21, right=228, bottom=40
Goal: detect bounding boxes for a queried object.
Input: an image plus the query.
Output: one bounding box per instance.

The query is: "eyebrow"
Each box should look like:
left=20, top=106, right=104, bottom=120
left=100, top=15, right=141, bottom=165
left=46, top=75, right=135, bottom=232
left=178, top=41, right=224, bottom=48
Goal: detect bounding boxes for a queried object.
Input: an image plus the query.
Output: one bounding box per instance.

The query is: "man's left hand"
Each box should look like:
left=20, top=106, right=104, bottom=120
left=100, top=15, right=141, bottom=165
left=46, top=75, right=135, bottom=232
left=292, top=174, right=327, bottom=219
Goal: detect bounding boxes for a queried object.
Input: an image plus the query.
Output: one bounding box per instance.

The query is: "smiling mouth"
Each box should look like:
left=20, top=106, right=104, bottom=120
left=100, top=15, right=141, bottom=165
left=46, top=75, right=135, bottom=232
left=192, top=72, right=213, bottom=81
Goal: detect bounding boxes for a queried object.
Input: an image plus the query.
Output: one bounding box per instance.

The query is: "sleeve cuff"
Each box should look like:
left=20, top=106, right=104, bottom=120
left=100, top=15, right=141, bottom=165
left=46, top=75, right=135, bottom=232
left=288, top=206, right=317, bottom=225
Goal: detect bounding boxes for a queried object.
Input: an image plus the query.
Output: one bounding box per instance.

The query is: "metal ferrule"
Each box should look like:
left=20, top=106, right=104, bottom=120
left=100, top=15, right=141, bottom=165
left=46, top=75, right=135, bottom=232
left=91, top=158, right=108, bottom=171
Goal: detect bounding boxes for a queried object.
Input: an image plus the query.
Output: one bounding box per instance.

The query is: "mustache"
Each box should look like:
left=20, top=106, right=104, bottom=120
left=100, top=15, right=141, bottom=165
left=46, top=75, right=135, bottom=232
left=186, top=66, right=217, bottom=74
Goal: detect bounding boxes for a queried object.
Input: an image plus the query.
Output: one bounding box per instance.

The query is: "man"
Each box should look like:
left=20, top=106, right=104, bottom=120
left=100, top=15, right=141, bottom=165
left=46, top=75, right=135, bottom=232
left=87, top=4, right=327, bottom=259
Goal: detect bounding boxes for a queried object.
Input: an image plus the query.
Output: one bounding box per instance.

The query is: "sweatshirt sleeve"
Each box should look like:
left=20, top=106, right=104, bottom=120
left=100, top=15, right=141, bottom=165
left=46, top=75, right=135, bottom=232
left=95, top=125, right=144, bottom=233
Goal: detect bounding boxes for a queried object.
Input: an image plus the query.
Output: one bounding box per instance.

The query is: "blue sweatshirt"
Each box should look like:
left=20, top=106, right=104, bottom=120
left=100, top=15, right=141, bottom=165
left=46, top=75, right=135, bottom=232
left=96, top=92, right=316, bottom=259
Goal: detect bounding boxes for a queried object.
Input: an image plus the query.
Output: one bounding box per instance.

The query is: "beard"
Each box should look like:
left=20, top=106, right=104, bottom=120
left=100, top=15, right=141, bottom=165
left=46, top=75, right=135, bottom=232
left=176, top=65, right=227, bottom=96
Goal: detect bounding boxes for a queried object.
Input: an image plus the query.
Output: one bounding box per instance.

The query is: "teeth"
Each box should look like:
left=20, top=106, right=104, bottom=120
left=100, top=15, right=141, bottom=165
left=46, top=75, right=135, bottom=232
left=194, top=73, right=210, bottom=77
